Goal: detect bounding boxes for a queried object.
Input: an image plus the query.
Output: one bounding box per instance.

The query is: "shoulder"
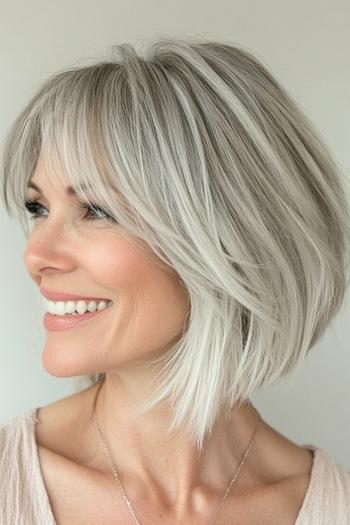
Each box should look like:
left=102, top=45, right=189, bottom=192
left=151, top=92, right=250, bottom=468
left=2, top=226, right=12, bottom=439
left=34, top=383, right=100, bottom=462
left=296, top=445, right=350, bottom=525
left=0, top=408, right=40, bottom=476
left=0, top=408, right=37, bottom=462
left=0, top=408, right=49, bottom=523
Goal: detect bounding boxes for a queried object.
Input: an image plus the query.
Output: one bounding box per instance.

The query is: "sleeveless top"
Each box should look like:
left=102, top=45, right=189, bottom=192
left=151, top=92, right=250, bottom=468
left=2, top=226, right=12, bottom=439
left=0, top=407, right=349, bottom=524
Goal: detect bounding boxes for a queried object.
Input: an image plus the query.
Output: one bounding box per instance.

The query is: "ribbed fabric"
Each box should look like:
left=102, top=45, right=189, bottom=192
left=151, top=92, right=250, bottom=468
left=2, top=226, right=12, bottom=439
left=0, top=408, right=56, bottom=525
left=0, top=407, right=349, bottom=524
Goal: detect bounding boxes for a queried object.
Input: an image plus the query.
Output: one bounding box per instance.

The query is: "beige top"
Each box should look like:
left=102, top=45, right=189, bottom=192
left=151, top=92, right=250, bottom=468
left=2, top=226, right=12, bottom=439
left=0, top=407, right=350, bottom=524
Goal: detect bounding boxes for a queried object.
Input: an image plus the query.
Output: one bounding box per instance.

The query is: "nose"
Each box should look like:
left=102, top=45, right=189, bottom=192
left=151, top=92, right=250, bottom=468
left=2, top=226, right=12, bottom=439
left=22, top=221, right=77, bottom=277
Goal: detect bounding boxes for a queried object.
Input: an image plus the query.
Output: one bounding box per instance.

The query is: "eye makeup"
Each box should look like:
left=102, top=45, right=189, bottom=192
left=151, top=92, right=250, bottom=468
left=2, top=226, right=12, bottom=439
left=23, top=198, right=118, bottom=224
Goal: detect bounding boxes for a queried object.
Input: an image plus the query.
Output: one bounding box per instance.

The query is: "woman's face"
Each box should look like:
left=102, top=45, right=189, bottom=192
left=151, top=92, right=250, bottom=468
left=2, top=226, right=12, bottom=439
left=23, top=153, right=189, bottom=378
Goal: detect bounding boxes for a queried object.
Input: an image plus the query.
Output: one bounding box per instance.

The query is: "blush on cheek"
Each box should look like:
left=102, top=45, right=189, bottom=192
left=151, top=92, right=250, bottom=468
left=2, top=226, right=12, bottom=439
left=82, top=235, right=166, bottom=303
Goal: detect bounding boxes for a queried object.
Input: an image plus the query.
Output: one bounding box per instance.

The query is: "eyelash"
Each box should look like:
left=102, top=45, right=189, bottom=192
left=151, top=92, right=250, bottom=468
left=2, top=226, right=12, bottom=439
left=23, top=198, right=117, bottom=224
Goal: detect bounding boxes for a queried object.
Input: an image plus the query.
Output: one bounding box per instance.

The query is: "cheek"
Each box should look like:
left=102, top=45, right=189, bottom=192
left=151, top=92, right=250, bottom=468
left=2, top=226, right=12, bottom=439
left=82, top=235, right=160, bottom=293
left=85, top=236, right=188, bottom=328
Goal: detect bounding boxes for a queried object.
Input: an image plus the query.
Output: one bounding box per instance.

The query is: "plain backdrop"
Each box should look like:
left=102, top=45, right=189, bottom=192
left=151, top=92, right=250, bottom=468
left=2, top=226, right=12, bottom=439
left=0, top=0, right=349, bottom=469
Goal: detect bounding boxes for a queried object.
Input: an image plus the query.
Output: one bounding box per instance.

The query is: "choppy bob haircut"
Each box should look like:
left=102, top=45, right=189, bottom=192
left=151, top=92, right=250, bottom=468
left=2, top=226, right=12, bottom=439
left=1, top=36, right=350, bottom=451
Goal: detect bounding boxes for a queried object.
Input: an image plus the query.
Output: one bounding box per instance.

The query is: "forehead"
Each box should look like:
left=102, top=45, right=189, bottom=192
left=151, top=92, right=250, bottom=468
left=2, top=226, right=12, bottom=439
left=28, top=179, right=91, bottom=198
left=29, top=151, right=94, bottom=197
left=28, top=147, right=122, bottom=207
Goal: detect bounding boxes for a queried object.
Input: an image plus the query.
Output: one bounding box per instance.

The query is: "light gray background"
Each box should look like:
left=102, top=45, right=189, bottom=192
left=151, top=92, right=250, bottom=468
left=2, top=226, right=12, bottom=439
left=0, top=0, right=349, bottom=469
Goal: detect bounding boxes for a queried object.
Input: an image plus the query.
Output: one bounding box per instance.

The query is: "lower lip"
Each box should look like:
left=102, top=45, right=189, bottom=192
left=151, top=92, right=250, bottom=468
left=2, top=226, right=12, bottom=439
left=43, top=305, right=112, bottom=332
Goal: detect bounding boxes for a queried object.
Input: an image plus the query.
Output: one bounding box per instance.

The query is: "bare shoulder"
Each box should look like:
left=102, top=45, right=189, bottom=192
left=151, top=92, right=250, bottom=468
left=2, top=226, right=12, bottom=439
left=218, top=420, right=314, bottom=525
left=250, top=417, right=314, bottom=490
left=35, top=382, right=100, bottom=464
left=239, top=418, right=314, bottom=523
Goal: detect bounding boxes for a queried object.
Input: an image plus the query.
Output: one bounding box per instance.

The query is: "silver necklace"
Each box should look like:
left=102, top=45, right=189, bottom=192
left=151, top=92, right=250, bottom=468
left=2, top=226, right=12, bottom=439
left=92, top=394, right=261, bottom=525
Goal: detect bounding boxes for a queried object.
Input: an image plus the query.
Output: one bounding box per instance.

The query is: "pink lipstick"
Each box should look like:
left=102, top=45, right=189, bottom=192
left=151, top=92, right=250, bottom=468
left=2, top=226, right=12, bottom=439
left=43, top=305, right=113, bottom=332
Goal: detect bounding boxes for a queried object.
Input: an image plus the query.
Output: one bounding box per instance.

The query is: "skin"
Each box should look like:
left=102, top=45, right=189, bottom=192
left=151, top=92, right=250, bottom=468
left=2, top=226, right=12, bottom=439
left=22, top=152, right=314, bottom=523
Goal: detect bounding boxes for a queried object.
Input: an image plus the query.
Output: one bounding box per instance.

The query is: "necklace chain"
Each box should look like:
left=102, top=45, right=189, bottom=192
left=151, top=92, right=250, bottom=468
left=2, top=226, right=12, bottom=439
left=92, top=393, right=261, bottom=525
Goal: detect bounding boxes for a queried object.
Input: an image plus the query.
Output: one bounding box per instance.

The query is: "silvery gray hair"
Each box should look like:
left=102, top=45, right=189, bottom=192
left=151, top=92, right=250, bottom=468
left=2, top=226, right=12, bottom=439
left=1, top=36, right=350, bottom=451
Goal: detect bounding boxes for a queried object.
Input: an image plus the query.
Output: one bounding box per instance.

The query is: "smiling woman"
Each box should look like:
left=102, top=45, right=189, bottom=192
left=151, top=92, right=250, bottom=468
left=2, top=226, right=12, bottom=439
left=0, top=36, right=350, bottom=525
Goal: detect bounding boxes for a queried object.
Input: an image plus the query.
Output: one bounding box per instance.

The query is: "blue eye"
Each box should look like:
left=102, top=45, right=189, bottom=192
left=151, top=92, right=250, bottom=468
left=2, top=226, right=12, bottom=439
left=23, top=199, right=117, bottom=224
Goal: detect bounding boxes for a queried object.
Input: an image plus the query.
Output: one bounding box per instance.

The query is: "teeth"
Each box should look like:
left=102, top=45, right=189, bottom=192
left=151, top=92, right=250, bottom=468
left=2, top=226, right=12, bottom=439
left=44, top=299, right=113, bottom=316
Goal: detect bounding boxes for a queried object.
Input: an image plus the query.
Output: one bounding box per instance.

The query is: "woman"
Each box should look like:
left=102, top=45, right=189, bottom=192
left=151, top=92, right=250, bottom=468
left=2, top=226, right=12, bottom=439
left=0, top=37, right=349, bottom=524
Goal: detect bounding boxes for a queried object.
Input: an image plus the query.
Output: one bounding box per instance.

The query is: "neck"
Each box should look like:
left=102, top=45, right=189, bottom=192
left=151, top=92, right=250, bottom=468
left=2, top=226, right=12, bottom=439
left=85, top=373, right=261, bottom=513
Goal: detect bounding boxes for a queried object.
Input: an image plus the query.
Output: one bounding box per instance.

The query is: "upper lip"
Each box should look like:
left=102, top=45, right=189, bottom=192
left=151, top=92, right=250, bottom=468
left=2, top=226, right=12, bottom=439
left=40, top=287, right=112, bottom=302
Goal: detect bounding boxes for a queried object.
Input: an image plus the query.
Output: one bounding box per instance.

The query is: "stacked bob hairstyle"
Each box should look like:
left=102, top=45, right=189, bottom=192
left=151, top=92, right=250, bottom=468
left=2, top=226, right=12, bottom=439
left=1, top=37, right=350, bottom=450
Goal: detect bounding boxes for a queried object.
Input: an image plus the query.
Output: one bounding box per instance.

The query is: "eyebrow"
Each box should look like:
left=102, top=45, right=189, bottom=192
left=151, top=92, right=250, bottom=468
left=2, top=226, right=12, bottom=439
left=28, top=181, right=91, bottom=196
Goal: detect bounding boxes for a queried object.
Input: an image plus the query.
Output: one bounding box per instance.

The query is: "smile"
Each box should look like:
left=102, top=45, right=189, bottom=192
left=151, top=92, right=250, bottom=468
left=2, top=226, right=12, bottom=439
left=43, top=303, right=113, bottom=332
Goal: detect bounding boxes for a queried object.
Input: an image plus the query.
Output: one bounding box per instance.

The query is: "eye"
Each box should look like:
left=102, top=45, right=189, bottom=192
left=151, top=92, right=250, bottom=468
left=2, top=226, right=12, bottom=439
left=24, top=199, right=47, bottom=220
left=24, top=199, right=118, bottom=224
left=78, top=201, right=117, bottom=223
